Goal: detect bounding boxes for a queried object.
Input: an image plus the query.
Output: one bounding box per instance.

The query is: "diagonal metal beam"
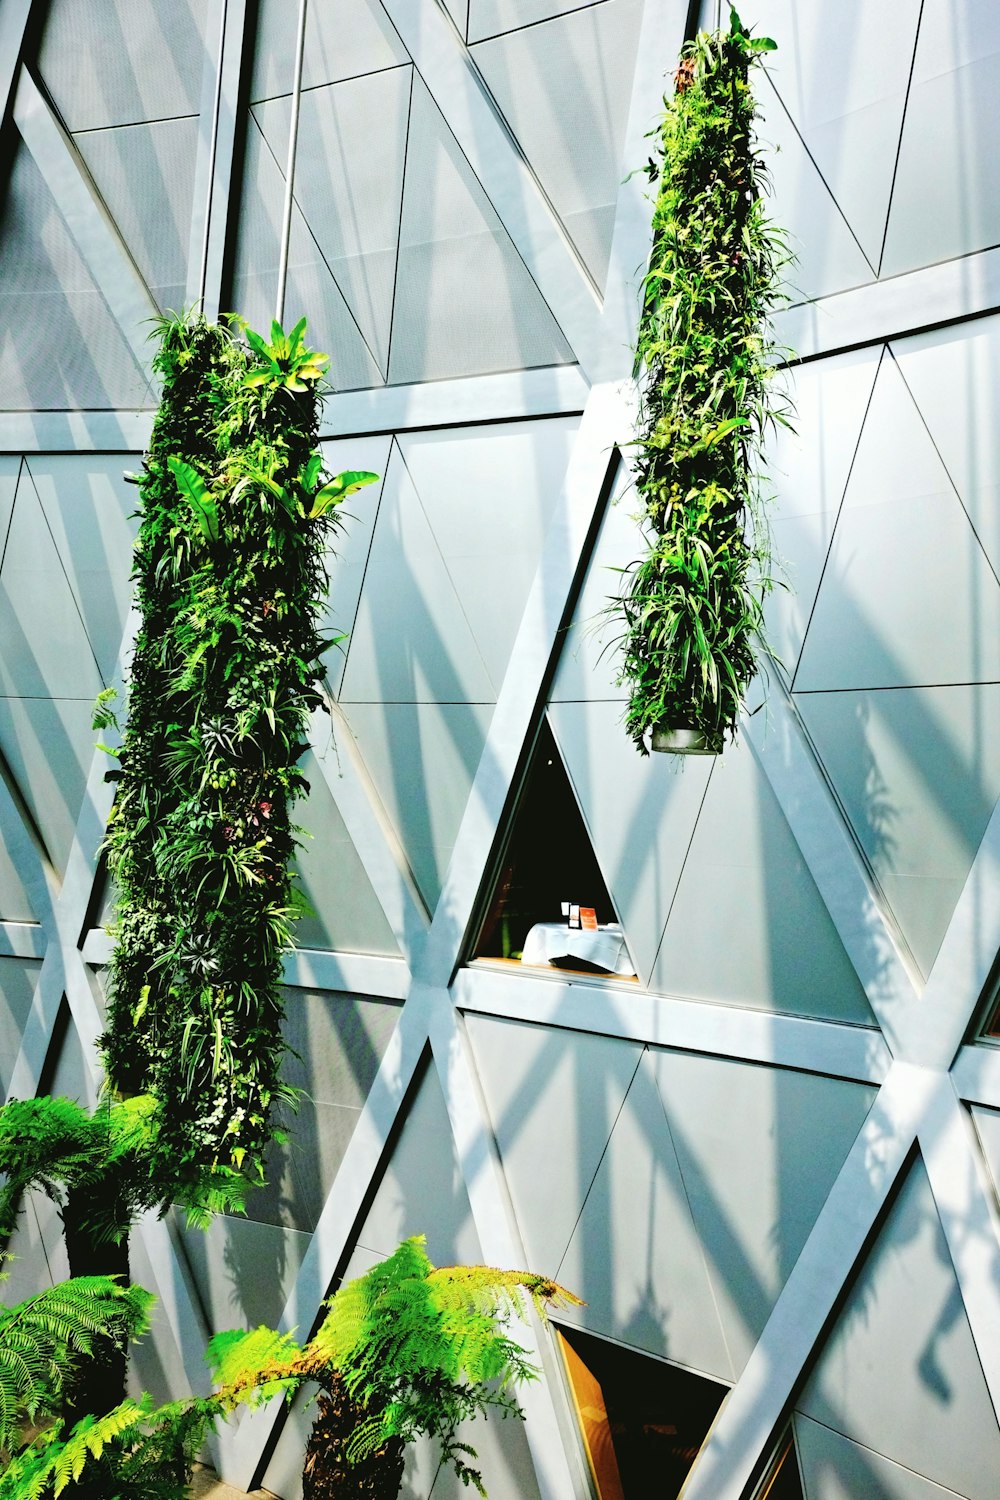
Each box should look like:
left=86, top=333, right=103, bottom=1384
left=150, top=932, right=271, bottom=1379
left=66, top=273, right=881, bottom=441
left=186, top=0, right=250, bottom=319
left=13, top=67, right=158, bottom=381
left=379, top=0, right=605, bottom=377
left=745, top=683, right=919, bottom=1058
left=427, top=997, right=581, bottom=1500
left=679, top=1059, right=932, bottom=1500
left=919, top=1073, right=1000, bottom=1426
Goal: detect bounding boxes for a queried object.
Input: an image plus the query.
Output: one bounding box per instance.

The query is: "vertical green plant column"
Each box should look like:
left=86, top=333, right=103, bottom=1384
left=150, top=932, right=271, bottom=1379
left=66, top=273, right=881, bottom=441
left=101, top=316, right=375, bottom=1191
left=613, top=8, right=789, bottom=754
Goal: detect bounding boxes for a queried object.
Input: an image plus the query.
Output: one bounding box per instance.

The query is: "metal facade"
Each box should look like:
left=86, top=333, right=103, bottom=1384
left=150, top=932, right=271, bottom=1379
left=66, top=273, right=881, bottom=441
left=3, top=2, right=1000, bottom=1496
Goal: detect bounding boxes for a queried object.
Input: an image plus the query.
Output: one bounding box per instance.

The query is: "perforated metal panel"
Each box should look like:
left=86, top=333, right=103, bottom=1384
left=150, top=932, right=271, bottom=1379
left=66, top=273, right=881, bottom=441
left=75, top=118, right=199, bottom=313
left=388, top=77, right=574, bottom=383
left=36, top=0, right=209, bottom=131
left=229, top=119, right=384, bottom=390
left=0, top=144, right=152, bottom=410
left=249, top=0, right=407, bottom=103
left=472, top=0, right=644, bottom=290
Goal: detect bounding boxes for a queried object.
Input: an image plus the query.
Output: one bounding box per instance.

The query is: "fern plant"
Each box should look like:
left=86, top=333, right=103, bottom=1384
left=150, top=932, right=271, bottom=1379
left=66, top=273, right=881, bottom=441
left=3, top=1239, right=579, bottom=1500
left=0, top=1274, right=151, bottom=1458
left=0, top=1093, right=244, bottom=1425
left=99, top=313, right=377, bottom=1191
left=611, top=6, right=791, bottom=754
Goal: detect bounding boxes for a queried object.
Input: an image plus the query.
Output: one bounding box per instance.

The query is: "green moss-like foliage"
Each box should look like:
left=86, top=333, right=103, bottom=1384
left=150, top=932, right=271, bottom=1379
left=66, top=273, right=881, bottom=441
left=100, top=314, right=375, bottom=1194
left=613, top=7, right=790, bottom=754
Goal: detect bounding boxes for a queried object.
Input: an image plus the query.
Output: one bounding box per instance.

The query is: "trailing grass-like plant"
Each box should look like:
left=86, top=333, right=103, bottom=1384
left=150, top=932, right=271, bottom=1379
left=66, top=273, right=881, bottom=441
left=99, top=313, right=376, bottom=1194
left=612, top=7, right=791, bottom=754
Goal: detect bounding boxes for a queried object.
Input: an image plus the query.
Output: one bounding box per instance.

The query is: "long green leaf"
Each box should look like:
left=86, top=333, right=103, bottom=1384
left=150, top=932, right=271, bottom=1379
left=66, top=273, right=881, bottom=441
left=166, top=457, right=219, bottom=543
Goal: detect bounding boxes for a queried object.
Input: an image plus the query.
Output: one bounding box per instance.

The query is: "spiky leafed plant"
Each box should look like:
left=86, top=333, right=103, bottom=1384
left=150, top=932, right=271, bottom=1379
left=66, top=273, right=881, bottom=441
left=99, top=313, right=376, bottom=1194
left=612, top=6, right=791, bottom=754
left=4, top=1239, right=579, bottom=1500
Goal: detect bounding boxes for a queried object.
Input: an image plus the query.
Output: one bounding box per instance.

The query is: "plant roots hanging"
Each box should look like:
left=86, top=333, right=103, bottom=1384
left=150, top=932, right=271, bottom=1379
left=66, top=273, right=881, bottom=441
left=613, top=7, right=791, bottom=755
left=100, top=314, right=376, bottom=1196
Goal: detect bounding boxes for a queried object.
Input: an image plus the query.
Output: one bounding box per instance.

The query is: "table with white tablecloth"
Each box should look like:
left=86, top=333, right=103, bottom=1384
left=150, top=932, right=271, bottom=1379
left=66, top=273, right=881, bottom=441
left=520, top=921, right=636, bottom=977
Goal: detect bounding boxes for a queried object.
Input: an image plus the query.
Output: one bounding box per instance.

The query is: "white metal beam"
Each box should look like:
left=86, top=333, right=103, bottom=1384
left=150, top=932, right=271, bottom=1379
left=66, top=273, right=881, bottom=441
left=14, top=68, right=158, bottom=381
left=453, top=964, right=892, bottom=1087
left=186, top=0, right=249, bottom=318
left=379, top=0, right=605, bottom=377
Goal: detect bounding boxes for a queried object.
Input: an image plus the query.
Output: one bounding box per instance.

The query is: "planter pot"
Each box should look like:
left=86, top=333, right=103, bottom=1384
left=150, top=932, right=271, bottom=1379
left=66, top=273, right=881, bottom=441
left=650, top=724, right=719, bottom=755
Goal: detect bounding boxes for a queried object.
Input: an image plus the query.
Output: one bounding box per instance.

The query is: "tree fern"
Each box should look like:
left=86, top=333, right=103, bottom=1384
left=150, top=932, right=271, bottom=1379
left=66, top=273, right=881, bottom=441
left=0, top=1277, right=152, bottom=1454
left=2, top=1241, right=578, bottom=1500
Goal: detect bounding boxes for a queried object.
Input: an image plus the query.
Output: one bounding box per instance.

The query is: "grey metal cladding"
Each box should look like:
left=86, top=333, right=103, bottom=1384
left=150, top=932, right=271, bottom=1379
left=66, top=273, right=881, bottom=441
left=797, top=1154, right=1000, bottom=1500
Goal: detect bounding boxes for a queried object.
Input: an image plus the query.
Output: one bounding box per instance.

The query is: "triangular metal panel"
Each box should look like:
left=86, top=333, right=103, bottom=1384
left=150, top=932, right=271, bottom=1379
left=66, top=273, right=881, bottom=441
left=239, top=989, right=401, bottom=1234
left=468, top=0, right=605, bottom=45
left=339, top=443, right=496, bottom=706
left=794, top=1413, right=970, bottom=1500
left=0, top=697, right=97, bottom=880
left=0, top=957, right=42, bottom=1098
left=175, top=1210, right=312, bottom=1338
left=547, top=454, right=636, bottom=707
left=651, top=734, right=877, bottom=1024
left=0, top=464, right=103, bottom=699
left=316, top=433, right=392, bottom=698
left=464, top=1013, right=642, bottom=1277
left=548, top=700, right=712, bottom=987
left=338, top=699, right=495, bottom=913
left=387, top=75, right=574, bottom=384
left=797, top=1154, right=1000, bottom=1500
left=557, top=1049, right=735, bottom=1381
left=0, top=141, right=151, bottom=411
left=796, top=683, right=1000, bottom=981
left=249, top=0, right=407, bottom=102
left=253, top=67, right=412, bottom=378
left=754, top=76, right=874, bottom=304
left=74, top=117, right=199, bottom=314
left=0, top=813, right=39, bottom=924
left=292, top=748, right=401, bottom=959
left=26, top=455, right=138, bottom=685
left=0, top=458, right=19, bottom=572
left=229, top=119, right=384, bottom=392
left=649, top=1049, right=878, bottom=1374
left=471, top=0, right=644, bottom=291
left=749, top=0, right=921, bottom=269
left=765, top=344, right=883, bottom=678
left=35, top=0, right=208, bottom=131
left=881, top=0, right=1000, bottom=277
left=795, top=356, right=1000, bottom=693
left=398, top=417, right=578, bottom=694
left=892, top=314, right=1000, bottom=586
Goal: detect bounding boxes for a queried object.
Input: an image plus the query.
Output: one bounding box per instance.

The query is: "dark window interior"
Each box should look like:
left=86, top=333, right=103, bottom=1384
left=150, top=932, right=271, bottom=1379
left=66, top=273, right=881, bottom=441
left=474, top=718, right=618, bottom=963
left=557, top=1326, right=728, bottom=1499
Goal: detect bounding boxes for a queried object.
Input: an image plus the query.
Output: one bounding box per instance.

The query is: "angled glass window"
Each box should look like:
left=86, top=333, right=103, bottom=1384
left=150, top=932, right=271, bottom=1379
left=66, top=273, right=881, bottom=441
left=755, top=1432, right=805, bottom=1500
left=472, top=718, right=635, bottom=978
left=555, top=1326, right=727, bottom=1499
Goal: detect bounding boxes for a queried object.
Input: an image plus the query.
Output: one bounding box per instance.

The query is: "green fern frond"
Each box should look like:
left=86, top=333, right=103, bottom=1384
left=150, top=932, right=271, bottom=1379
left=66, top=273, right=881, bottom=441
left=0, top=1276, right=153, bottom=1451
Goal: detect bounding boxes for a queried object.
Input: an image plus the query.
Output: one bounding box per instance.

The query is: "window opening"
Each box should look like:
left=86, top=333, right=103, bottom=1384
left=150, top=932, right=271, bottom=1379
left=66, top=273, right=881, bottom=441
left=755, top=1432, right=805, bottom=1500
left=556, top=1326, right=727, bottom=1499
left=472, top=718, right=635, bottom=979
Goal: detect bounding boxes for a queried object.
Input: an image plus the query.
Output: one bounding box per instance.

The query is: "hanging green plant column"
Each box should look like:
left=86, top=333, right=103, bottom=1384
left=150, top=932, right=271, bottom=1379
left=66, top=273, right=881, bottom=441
left=101, top=315, right=376, bottom=1192
left=613, top=7, right=790, bottom=755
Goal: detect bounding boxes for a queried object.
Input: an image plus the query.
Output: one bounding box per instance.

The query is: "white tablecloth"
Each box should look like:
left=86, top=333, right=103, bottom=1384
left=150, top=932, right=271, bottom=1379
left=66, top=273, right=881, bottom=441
left=520, top=921, right=635, bottom=977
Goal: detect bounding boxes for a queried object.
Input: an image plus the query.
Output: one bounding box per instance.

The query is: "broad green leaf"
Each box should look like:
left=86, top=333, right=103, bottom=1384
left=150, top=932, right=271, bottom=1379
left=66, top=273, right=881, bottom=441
left=166, top=456, right=219, bottom=543
left=309, top=470, right=379, bottom=518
